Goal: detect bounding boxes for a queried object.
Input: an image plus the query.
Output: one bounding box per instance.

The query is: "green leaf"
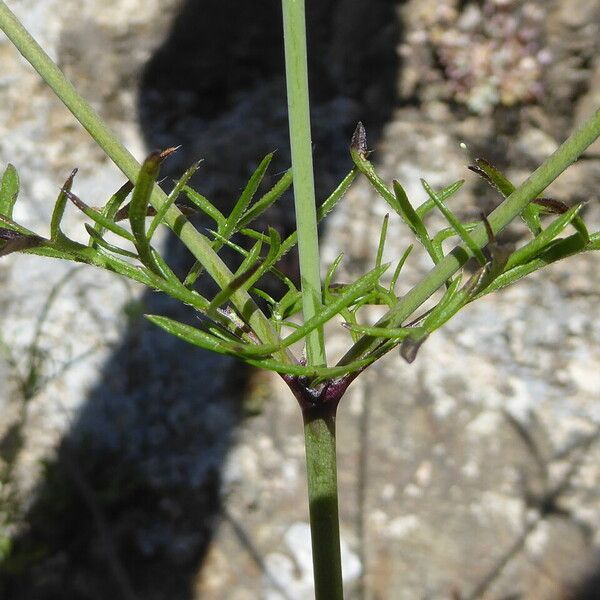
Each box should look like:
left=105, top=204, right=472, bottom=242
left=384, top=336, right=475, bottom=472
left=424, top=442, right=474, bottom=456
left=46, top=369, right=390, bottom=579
left=389, top=244, right=413, bottom=293
left=89, top=180, right=134, bottom=246
left=208, top=261, right=263, bottom=315
left=473, top=231, right=600, bottom=298
left=66, top=190, right=135, bottom=242
left=146, top=315, right=246, bottom=357
left=223, top=153, right=274, bottom=238
left=270, top=264, right=390, bottom=356
left=147, top=160, right=202, bottom=240
left=571, top=214, right=590, bottom=244
left=469, top=158, right=541, bottom=234
left=375, top=214, right=389, bottom=269
left=0, top=163, right=19, bottom=218
left=504, top=204, right=583, bottom=270
left=84, top=224, right=138, bottom=259
left=183, top=186, right=226, bottom=227
left=393, top=180, right=441, bottom=263
left=277, top=168, right=357, bottom=260
left=238, top=168, right=293, bottom=228
left=323, top=253, right=344, bottom=302
left=351, top=139, right=401, bottom=214
left=432, top=222, right=478, bottom=259
left=129, top=152, right=164, bottom=276
left=415, top=179, right=464, bottom=218
left=420, top=178, right=486, bottom=266
left=51, top=169, right=77, bottom=241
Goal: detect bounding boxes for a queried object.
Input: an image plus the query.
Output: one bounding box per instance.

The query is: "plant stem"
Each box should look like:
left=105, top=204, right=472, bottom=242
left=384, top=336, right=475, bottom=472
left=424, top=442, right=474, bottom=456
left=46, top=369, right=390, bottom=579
left=303, top=406, right=344, bottom=600
left=339, top=106, right=600, bottom=366
left=0, top=1, right=288, bottom=358
left=281, top=0, right=326, bottom=367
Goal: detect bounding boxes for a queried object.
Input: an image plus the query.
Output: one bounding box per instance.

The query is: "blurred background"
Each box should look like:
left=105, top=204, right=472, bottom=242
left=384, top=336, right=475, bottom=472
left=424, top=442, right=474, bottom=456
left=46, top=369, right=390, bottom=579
left=0, top=1, right=599, bottom=598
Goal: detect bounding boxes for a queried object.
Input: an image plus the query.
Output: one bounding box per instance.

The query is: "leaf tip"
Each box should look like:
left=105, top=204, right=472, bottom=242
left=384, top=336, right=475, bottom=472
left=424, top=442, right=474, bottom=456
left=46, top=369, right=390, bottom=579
left=350, top=122, right=368, bottom=157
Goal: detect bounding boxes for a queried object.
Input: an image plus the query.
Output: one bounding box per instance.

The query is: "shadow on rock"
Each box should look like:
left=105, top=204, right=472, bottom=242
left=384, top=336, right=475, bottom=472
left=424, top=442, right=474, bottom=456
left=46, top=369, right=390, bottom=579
left=0, top=1, right=400, bottom=598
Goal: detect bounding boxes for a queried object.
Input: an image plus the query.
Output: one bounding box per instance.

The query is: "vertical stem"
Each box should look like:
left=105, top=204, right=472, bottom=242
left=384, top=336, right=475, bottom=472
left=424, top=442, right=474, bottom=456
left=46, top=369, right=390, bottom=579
left=303, top=407, right=344, bottom=600
left=281, top=0, right=326, bottom=366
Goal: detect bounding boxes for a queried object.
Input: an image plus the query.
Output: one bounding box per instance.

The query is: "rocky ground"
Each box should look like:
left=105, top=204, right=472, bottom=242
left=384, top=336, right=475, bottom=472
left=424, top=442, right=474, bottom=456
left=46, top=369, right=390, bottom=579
left=0, top=1, right=599, bottom=599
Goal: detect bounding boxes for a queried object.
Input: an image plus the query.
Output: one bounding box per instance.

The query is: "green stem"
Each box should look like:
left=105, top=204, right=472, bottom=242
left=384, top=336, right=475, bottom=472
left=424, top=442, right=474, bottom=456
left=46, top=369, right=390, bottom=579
left=303, top=407, right=344, bottom=600
left=281, top=0, right=326, bottom=367
left=0, top=1, right=288, bottom=359
left=339, top=106, right=600, bottom=366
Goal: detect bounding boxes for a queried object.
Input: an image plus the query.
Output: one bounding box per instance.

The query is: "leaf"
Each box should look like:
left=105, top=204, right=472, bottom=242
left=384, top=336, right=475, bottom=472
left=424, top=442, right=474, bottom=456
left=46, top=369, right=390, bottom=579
left=84, top=224, right=138, bottom=259
left=393, top=180, right=441, bottom=263
left=323, top=253, right=344, bottom=301
left=469, top=158, right=514, bottom=197
left=129, top=152, right=166, bottom=276
left=389, top=245, right=413, bottom=293
left=421, top=178, right=486, bottom=266
left=66, top=190, right=135, bottom=242
left=277, top=168, right=357, bottom=259
left=89, top=180, right=134, bottom=246
left=238, top=168, right=293, bottom=228
left=51, top=169, right=77, bottom=241
left=473, top=230, right=600, bottom=298
left=267, top=264, right=390, bottom=356
left=146, top=315, right=246, bottom=357
left=504, top=204, right=583, bottom=270
left=531, top=197, right=568, bottom=214
left=469, top=158, right=541, bottom=234
left=0, top=164, right=19, bottom=218
left=147, top=160, right=202, bottom=240
left=223, top=153, right=274, bottom=238
left=208, top=262, right=263, bottom=315
left=183, top=186, right=226, bottom=226
left=0, top=228, right=46, bottom=257
left=416, top=180, right=465, bottom=218
left=376, top=214, right=389, bottom=269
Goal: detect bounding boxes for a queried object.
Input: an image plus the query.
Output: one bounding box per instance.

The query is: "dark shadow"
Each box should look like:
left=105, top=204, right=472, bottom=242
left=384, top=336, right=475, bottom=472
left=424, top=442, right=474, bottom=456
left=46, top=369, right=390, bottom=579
left=0, top=1, right=400, bottom=598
